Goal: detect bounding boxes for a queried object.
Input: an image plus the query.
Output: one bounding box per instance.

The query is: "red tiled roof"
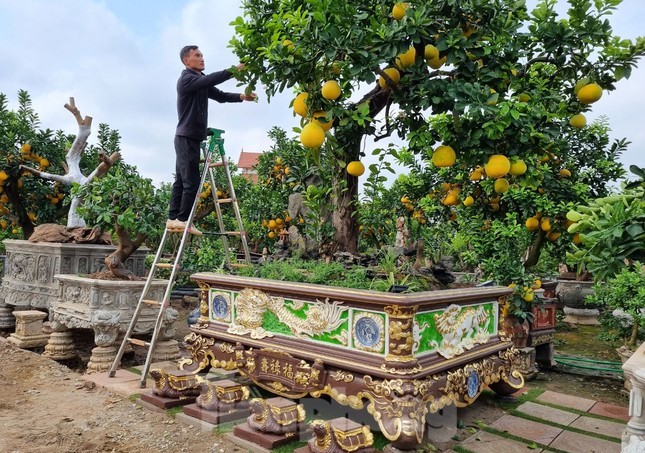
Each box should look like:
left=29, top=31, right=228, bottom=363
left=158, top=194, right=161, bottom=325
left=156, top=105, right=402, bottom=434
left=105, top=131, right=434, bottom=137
left=237, top=151, right=262, bottom=170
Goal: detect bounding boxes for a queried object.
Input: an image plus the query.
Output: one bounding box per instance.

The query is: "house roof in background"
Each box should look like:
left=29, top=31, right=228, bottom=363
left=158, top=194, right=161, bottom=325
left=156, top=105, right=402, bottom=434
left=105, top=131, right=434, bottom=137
left=237, top=151, right=262, bottom=169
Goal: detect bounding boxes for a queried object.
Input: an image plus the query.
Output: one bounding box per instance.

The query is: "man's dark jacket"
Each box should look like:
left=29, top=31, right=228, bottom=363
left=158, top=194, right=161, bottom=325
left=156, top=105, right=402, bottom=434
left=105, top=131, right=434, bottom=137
left=175, top=68, right=241, bottom=141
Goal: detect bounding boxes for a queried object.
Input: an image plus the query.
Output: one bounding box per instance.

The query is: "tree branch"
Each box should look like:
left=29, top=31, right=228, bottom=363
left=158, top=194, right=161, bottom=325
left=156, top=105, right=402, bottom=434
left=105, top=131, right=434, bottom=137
left=19, top=165, right=73, bottom=184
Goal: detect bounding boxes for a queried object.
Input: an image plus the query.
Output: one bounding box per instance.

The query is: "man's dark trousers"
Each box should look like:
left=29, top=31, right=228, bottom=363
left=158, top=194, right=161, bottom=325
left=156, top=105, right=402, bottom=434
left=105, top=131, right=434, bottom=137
left=169, top=135, right=201, bottom=222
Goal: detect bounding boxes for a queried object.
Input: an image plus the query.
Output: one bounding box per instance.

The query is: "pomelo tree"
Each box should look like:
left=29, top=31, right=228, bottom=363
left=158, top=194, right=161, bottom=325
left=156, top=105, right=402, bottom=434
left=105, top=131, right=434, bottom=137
left=231, top=0, right=644, bottom=253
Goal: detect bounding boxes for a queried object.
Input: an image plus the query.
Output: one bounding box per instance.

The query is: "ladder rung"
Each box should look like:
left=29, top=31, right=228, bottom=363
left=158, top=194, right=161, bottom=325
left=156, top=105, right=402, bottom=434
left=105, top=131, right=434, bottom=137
left=224, top=231, right=242, bottom=236
left=128, top=338, right=149, bottom=347
left=229, top=263, right=250, bottom=268
left=155, top=263, right=177, bottom=269
left=217, top=198, right=233, bottom=204
left=209, top=161, right=226, bottom=168
left=142, top=299, right=166, bottom=307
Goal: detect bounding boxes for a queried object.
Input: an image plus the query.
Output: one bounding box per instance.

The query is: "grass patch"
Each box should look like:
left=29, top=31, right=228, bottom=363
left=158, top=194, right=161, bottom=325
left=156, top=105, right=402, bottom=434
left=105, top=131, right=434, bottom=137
left=212, top=420, right=238, bottom=435
left=271, top=440, right=308, bottom=453
left=128, top=393, right=141, bottom=403
left=128, top=366, right=142, bottom=375
left=166, top=406, right=183, bottom=418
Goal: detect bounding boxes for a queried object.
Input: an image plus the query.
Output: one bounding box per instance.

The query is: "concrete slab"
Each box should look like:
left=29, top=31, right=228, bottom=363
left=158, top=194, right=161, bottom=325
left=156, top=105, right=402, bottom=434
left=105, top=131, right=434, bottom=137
left=81, top=369, right=152, bottom=398
left=174, top=412, right=217, bottom=433
left=569, top=415, right=626, bottom=440
left=589, top=401, right=630, bottom=422
left=135, top=397, right=167, bottom=414
left=224, top=431, right=272, bottom=453
left=536, top=390, right=596, bottom=411
left=490, top=414, right=562, bottom=445
left=516, top=401, right=579, bottom=426
left=133, top=361, right=180, bottom=373
left=548, top=429, right=621, bottom=453
left=460, top=430, right=543, bottom=453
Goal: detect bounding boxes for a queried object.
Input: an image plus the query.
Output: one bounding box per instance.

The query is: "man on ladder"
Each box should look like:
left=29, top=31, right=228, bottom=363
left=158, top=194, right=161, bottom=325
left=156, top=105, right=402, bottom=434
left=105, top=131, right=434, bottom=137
left=108, top=46, right=256, bottom=387
left=167, top=45, right=256, bottom=234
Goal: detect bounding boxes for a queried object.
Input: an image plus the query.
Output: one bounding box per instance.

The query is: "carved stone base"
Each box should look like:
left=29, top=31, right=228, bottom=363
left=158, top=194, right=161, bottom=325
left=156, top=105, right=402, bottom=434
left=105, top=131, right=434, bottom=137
left=562, top=307, right=600, bottom=325
left=515, top=346, right=538, bottom=381
left=233, top=422, right=305, bottom=449
left=140, top=390, right=196, bottom=409
left=0, top=304, right=15, bottom=330
left=86, top=345, right=117, bottom=374
left=183, top=403, right=250, bottom=425
left=151, top=339, right=181, bottom=362
left=42, top=330, right=77, bottom=360
left=7, top=310, right=49, bottom=349
left=307, top=418, right=375, bottom=453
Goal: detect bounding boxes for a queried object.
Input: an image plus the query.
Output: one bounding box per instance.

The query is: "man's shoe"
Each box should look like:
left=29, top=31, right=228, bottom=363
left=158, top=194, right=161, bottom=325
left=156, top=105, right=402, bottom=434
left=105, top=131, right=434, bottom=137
left=166, top=219, right=183, bottom=230
left=187, top=224, right=203, bottom=236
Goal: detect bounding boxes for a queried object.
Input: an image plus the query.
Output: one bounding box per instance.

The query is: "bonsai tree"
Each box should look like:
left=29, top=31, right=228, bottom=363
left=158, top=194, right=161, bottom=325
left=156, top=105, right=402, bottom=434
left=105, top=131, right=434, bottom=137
left=586, top=263, right=645, bottom=349
left=230, top=0, right=644, bottom=254
left=73, top=162, right=169, bottom=279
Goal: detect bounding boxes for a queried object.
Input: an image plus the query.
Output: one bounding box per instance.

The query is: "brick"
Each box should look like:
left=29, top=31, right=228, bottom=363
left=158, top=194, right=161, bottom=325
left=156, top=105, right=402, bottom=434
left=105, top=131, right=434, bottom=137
left=536, top=390, right=596, bottom=411
left=490, top=414, right=562, bottom=445
left=516, top=401, right=579, bottom=425
left=589, top=401, right=630, bottom=422
left=549, top=430, right=621, bottom=453
left=569, top=415, right=626, bottom=440
left=460, top=430, right=543, bottom=453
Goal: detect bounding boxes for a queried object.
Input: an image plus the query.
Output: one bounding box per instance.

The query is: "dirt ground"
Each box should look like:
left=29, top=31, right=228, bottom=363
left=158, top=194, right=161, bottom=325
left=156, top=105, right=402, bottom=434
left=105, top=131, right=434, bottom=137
left=0, top=300, right=628, bottom=453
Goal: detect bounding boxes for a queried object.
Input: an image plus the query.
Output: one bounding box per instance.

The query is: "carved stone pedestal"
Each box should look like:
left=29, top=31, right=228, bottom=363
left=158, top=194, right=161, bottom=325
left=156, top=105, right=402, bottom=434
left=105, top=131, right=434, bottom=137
left=152, top=339, right=181, bottom=362
left=622, top=342, right=645, bottom=452
left=42, top=326, right=77, bottom=360
left=86, top=345, right=117, bottom=374
left=514, top=347, right=538, bottom=380
left=0, top=302, right=14, bottom=330
left=562, top=307, right=600, bottom=325
left=7, top=310, right=49, bottom=349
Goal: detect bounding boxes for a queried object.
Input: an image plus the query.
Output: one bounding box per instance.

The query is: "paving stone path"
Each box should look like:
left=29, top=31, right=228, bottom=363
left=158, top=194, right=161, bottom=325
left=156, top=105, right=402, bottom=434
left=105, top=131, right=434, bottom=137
left=454, top=389, right=628, bottom=453
left=85, top=367, right=629, bottom=453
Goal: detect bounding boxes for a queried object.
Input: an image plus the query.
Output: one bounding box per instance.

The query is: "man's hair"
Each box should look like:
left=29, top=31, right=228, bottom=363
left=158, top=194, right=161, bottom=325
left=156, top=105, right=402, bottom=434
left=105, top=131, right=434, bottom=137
left=180, top=45, right=198, bottom=63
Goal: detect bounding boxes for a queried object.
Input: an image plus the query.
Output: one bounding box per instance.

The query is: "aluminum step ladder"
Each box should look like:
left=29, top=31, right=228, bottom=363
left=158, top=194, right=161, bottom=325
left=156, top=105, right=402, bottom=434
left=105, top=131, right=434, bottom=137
left=108, top=127, right=250, bottom=387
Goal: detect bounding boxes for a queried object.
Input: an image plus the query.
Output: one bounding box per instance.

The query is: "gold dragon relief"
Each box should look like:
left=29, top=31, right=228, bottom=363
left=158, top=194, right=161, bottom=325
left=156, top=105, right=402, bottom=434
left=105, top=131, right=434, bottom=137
left=426, top=304, right=492, bottom=359
left=226, top=287, right=349, bottom=343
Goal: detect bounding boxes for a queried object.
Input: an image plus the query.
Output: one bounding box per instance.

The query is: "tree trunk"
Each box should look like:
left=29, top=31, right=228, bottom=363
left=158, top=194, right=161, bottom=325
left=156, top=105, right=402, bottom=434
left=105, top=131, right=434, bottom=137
left=104, top=224, right=146, bottom=280
left=629, top=323, right=639, bottom=348
left=523, top=229, right=546, bottom=269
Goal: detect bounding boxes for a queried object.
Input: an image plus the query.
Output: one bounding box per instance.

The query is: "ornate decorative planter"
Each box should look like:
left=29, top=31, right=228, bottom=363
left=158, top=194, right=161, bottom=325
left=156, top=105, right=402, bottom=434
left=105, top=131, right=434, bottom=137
left=0, top=239, right=147, bottom=329
left=180, top=273, right=524, bottom=452
left=45, top=274, right=179, bottom=372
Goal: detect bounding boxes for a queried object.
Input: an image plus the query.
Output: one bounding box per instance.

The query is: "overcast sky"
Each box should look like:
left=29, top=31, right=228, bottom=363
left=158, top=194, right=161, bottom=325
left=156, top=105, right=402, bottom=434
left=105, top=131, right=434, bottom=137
left=0, top=0, right=643, bottom=188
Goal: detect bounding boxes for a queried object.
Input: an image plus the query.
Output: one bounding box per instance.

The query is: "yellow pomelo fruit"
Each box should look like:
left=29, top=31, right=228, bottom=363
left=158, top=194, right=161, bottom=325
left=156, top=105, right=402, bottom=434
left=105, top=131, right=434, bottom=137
left=569, top=113, right=586, bottom=128
left=574, top=78, right=590, bottom=94
left=268, top=220, right=277, bottom=229
left=463, top=195, right=475, bottom=207
left=494, top=178, right=510, bottom=193
left=547, top=231, right=561, bottom=242
left=268, top=231, right=276, bottom=239
left=346, top=161, right=365, bottom=177
left=293, top=92, right=309, bottom=116
left=300, top=122, right=326, bottom=149
left=572, top=233, right=582, bottom=244
left=0, top=170, right=8, bottom=182
left=0, top=220, right=6, bottom=229
left=392, top=3, right=407, bottom=20
left=431, top=145, right=456, bottom=167
left=518, top=93, right=531, bottom=102
left=378, top=67, right=401, bottom=89
left=424, top=44, right=439, bottom=60
left=559, top=168, right=572, bottom=178
left=509, top=159, right=527, bottom=176
left=427, top=55, right=446, bottom=69
left=540, top=218, right=552, bottom=232
left=283, top=39, right=295, bottom=52
left=313, top=111, right=333, bottom=132
left=469, top=169, right=483, bottom=181
left=523, top=289, right=534, bottom=302
left=525, top=217, right=539, bottom=231
left=484, top=154, right=511, bottom=178
left=321, top=80, right=341, bottom=100
left=20, top=143, right=31, bottom=154
left=577, top=83, right=602, bottom=104
left=395, top=46, right=416, bottom=70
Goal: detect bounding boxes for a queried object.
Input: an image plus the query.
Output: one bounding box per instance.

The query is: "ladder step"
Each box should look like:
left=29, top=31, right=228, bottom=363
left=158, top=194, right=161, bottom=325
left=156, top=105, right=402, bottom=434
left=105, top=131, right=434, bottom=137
left=142, top=299, right=167, bottom=307
left=209, top=161, right=226, bottom=168
left=217, top=198, right=233, bottom=204
left=224, top=231, right=242, bottom=236
left=155, top=263, right=177, bottom=269
left=128, top=338, right=150, bottom=348
left=229, top=263, right=251, bottom=268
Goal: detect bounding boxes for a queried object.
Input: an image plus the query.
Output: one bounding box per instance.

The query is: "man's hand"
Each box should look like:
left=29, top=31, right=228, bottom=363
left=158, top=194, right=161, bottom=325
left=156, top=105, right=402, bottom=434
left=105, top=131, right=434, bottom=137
left=236, top=63, right=246, bottom=71
left=240, top=92, right=258, bottom=102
